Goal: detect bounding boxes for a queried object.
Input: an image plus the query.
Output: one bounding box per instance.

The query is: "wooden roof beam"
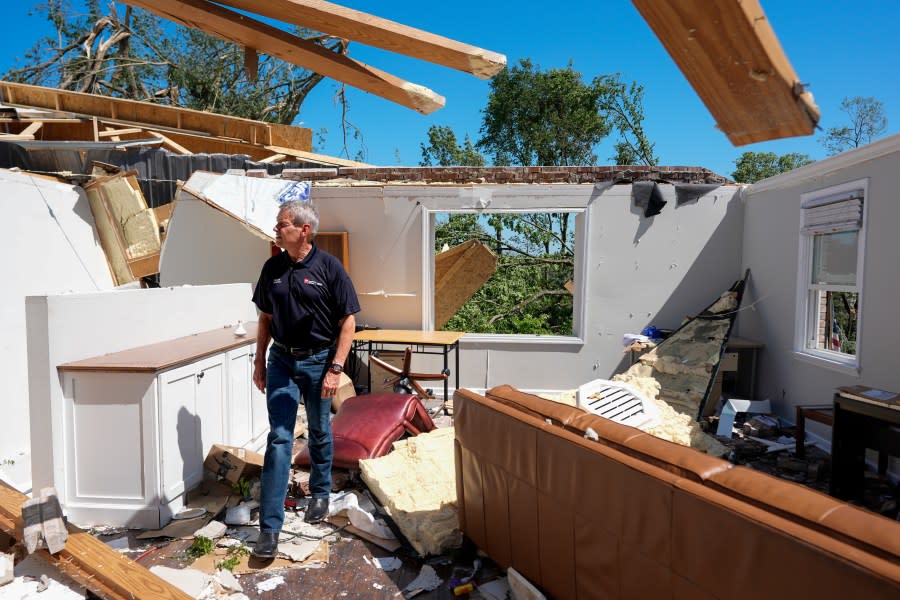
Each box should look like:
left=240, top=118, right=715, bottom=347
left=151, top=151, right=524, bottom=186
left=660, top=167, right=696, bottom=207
left=215, top=0, right=506, bottom=79
left=123, top=0, right=445, bottom=114
left=631, top=0, right=820, bottom=145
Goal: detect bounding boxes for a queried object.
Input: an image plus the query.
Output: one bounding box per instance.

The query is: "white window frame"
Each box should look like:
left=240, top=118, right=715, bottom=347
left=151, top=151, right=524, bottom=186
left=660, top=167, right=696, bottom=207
left=416, top=186, right=591, bottom=346
left=793, top=178, right=867, bottom=376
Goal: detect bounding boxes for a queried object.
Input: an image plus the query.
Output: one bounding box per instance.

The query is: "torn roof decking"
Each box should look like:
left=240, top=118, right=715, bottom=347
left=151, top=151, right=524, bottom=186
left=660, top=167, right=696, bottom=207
left=632, top=0, right=820, bottom=145
left=0, top=80, right=311, bottom=150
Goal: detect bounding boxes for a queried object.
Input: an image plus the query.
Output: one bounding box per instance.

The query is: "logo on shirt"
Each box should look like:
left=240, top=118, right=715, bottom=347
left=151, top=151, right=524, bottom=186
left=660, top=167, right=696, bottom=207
left=303, top=277, right=325, bottom=287
left=273, top=278, right=282, bottom=284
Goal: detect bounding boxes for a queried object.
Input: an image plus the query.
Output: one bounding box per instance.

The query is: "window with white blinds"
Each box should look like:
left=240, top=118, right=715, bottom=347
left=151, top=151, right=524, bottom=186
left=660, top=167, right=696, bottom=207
left=795, top=179, right=867, bottom=373
left=800, top=188, right=864, bottom=235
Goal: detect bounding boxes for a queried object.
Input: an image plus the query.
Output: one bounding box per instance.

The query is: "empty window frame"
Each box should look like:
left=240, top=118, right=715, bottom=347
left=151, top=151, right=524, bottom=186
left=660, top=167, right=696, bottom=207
left=430, top=209, right=585, bottom=340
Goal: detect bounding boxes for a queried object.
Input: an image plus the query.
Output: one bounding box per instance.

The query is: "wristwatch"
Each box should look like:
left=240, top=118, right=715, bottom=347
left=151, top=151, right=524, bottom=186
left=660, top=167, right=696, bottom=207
left=328, top=363, right=344, bottom=374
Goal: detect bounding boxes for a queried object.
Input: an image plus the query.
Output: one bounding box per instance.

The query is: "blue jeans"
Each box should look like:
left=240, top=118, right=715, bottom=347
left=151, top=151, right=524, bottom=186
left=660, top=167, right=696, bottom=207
left=259, top=345, right=332, bottom=533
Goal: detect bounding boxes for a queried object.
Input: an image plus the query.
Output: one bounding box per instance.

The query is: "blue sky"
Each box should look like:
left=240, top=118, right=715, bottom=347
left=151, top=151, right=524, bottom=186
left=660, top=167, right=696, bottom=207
left=2, top=1, right=898, bottom=178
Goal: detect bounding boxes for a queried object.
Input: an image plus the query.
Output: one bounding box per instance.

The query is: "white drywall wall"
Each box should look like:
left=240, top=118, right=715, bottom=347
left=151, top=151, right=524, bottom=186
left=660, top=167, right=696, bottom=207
left=158, top=173, right=744, bottom=395
left=26, top=283, right=258, bottom=496
left=740, top=135, right=900, bottom=444
left=0, top=170, right=114, bottom=491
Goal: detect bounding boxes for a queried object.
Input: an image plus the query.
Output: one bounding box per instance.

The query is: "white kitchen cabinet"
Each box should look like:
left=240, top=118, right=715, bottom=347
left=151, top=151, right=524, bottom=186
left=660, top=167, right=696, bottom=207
left=57, top=323, right=266, bottom=528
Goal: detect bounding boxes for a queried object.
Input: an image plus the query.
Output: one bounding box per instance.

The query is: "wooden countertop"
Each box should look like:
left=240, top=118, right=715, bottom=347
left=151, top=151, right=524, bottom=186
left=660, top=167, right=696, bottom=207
left=837, top=385, right=900, bottom=410
left=353, top=329, right=465, bottom=345
left=58, top=322, right=258, bottom=373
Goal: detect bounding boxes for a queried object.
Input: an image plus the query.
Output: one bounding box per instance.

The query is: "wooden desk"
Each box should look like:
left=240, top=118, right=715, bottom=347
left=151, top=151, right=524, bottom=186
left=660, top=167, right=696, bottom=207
left=353, top=329, right=465, bottom=402
left=830, top=385, right=900, bottom=500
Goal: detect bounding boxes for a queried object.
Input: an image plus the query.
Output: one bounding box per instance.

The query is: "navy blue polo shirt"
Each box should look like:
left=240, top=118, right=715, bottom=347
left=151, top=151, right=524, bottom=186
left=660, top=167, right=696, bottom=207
left=252, top=244, right=360, bottom=348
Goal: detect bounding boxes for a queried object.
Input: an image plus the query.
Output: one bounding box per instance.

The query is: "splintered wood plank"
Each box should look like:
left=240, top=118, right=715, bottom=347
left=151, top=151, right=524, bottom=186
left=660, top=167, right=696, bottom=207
left=216, top=0, right=506, bottom=79
left=0, top=80, right=311, bottom=150
left=631, top=0, right=819, bottom=145
left=263, top=144, right=371, bottom=167
left=0, top=482, right=191, bottom=600
left=434, top=240, right=497, bottom=329
left=147, top=130, right=193, bottom=155
left=123, top=0, right=446, bottom=114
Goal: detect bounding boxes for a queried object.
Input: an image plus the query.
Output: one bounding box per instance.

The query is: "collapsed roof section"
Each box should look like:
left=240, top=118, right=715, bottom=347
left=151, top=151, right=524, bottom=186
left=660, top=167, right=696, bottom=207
left=0, top=81, right=367, bottom=166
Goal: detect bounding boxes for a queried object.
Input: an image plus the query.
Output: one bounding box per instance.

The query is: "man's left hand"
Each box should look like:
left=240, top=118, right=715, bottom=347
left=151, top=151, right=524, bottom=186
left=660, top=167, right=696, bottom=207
left=322, top=370, right=341, bottom=398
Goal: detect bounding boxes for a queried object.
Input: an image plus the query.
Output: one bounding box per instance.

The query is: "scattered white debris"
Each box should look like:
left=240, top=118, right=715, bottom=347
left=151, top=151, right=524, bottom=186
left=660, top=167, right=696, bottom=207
left=329, top=491, right=396, bottom=540
left=150, top=565, right=212, bottom=598
left=478, top=577, right=511, bottom=600
left=1, top=552, right=15, bottom=586
left=193, top=519, right=227, bottom=540
left=213, top=568, right=243, bottom=593
left=255, top=575, right=285, bottom=593
left=583, top=427, right=599, bottom=441
left=403, top=564, right=442, bottom=594
left=373, top=582, right=384, bottom=590
left=278, top=539, right=320, bottom=562
left=373, top=556, right=402, bottom=572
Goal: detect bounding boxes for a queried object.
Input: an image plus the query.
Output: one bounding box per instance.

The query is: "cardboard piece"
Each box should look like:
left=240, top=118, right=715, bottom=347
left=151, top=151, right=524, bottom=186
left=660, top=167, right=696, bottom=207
left=203, top=445, right=264, bottom=484
left=332, top=372, right=357, bottom=412
left=189, top=540, right=328, bottom=575
left=327, top=514, right=402, bottom=552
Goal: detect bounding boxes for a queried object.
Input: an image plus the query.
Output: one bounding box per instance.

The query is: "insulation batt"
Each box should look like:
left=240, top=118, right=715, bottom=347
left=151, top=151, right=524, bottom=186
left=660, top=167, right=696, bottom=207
left=359, top=428, right=461, bottom=556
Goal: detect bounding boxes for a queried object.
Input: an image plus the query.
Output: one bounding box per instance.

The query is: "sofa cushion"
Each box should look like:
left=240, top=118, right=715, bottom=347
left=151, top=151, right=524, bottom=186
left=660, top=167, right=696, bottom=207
left=294, top=393, right=435, bottom=470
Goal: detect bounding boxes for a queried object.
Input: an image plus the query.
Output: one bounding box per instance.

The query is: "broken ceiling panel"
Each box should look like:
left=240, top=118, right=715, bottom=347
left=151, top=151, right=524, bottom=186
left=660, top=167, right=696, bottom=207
left=632, top=0, right=820, bottom=145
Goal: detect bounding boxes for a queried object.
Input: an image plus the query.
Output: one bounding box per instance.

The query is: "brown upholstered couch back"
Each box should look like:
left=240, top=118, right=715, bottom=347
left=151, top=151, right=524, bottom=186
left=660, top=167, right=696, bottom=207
left=454, top=385, right=900, bottom=599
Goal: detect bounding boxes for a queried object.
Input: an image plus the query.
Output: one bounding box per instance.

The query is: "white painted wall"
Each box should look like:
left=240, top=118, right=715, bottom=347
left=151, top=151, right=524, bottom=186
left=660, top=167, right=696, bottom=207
left=739, top=134, right=900, bottom=445
left=26, top=283, right=258, bottom=500
left=0, top=170, right=114, bottom=491
left=161, top=173, right=745, bottom=395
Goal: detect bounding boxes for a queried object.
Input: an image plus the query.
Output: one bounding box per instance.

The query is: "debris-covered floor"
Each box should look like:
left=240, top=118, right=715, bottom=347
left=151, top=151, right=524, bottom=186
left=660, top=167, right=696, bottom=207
left=4, top=395, right=898, bottom=599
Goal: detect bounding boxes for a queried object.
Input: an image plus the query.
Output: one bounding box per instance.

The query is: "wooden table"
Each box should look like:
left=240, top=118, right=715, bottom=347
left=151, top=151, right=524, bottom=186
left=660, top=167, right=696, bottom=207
left=830, top=385, right=900, bottom=500
left=352, top=329, right=465, bottom=402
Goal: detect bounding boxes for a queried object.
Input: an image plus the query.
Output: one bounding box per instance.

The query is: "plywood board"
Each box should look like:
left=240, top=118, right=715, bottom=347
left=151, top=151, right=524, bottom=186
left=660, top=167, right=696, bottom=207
left=434, top=240, right=497, bottom=329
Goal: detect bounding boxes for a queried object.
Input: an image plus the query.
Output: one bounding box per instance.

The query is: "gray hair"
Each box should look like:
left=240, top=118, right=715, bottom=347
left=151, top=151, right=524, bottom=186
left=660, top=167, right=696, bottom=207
left=279, top=200, right=319, bottom=238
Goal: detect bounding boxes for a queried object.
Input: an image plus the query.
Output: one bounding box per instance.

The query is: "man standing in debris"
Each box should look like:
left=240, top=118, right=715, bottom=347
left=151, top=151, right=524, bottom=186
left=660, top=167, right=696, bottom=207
left=251, top=199, right=360, bottom=559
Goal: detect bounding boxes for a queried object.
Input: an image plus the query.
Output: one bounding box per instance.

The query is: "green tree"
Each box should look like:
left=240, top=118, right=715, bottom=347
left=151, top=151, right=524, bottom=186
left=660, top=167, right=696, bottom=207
left=820, top=96, right=888, bottom=155
left=5, top=0, right=345, bottom=125
left=420, top=125, right=485, bottom=166
left=731, top=151, right=814, bottom=183
left=476, top=59, right=656, bottom=167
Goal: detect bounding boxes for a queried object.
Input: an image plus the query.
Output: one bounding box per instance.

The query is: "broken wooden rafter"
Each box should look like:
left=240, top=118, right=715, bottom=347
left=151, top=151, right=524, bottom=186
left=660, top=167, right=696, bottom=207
left=263, top=144, right=372, bottom=167
left=631, top=0, right=820, bottom=145
left=123, top=0, right=446, bottom=114
left=147, top=130, right=192, bottom=155
left=0, top=481, right=191, bottom=600
left=215, top=0, right=506, bottom=79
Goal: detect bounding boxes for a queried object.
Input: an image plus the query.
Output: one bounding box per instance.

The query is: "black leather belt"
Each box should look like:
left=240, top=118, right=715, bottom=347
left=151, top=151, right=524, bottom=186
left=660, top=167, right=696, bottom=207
left=271, top=340, right=333, bottom=359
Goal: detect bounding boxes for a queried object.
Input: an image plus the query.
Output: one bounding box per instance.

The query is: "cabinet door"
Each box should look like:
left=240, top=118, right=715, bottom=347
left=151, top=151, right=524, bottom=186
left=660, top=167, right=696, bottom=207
left=158, top=362, right=202, bottom=502
left=158, top=354, right=225, bottom=502
left=226, top=345, right=254, bottom=447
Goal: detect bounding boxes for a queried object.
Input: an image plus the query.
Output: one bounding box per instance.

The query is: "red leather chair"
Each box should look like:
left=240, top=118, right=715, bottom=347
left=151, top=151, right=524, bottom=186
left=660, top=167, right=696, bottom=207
left=294, top=393, right=436, bottom=470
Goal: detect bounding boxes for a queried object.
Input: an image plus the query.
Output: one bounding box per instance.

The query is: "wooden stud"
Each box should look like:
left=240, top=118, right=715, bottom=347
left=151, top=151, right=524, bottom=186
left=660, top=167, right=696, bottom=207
left=122, top=0, right=446, bottom=114
left=215, top=0, right=506, bottom=79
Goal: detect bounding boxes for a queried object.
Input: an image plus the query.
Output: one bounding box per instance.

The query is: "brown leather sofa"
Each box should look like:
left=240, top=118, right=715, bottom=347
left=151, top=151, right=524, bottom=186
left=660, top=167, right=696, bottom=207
left=454, top=385, right=900, bottom=599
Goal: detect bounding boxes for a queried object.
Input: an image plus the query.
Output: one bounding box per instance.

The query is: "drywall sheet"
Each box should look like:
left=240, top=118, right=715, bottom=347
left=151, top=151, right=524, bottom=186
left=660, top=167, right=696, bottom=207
left=0, top=169, right=114, bottom=490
